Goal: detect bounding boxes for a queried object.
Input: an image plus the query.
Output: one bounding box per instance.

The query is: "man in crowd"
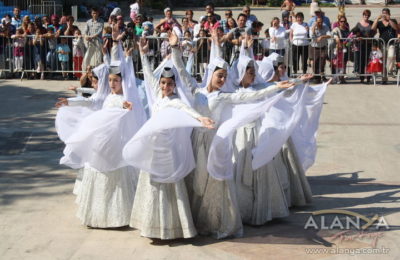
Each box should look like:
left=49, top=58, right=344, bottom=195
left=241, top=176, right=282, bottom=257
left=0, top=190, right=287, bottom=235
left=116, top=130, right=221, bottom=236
left=205, top=3, right=221, bottom=21
left=308, top=8, right=331, bottom=29
left=11, top=7, right=21, bottom=29
left=226, top=13, right=250, bottom=62
left=309, top=16, right=331, bottom=83
left=82, top=7, right=104, bottom=69
left=242, top=5, right=258, bottom=27
left=220, top=9, right=233, bottom=33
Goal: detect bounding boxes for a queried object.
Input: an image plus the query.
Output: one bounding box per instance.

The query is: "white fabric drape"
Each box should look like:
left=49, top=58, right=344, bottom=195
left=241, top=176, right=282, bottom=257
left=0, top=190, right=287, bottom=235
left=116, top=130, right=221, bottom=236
left=251, top=84, right=308, bottom=170
left=123, top=108, right=201, bottom=183
left=207, top=91, right=285, bottom=180
left=291, top=83, right=328, bottom=172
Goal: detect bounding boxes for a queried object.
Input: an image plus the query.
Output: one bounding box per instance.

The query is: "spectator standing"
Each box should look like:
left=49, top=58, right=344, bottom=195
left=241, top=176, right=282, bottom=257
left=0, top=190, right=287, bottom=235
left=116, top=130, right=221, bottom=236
left=332, top=16, right=351, bottom=83
left=221, top=10, right=233, bottom=33
left=72, top=29, right=85, bottom=78
left=310, top=16, right=331, bottom=83
left=204, top=13, right=220, bottom=31
left=45, top=27, right=57, bottom=71
left=269, top=17, right=286, bottom=56
left=155, top=8, right=179, bottom=34
left=193, top=16, right=207, bottom=40
left=309, top=8, right=331, bottom=29
left=242, top=6, right=257, bottom=27
left=372, top=8, right=399, bottom=82
left=182, top=17, right=193, bottom=35
left=354, top=9, right=375, bottom=83
left=185, top=10, right=198, bottom=29
left=63, top=15, right=79, bottom=78
left=227, top=13, right=249, bottom=62
left=57, top=36, right=71, bottom=79
left=280, top=0, right=295, bottom=20
left=82, top=7, right=104, bottom=70
left=42, top=16, right=50, bottom=29
left=332, top=12, right=349, bottom=30
left=48, top=15, right=64, bottom=37
left=11, top=7, right=22, bottom=29
left=11, top=28, right=25, bottom=72
left=205, top=3, right=221, bottom=21
left=290, top=12, right=310, bottom=74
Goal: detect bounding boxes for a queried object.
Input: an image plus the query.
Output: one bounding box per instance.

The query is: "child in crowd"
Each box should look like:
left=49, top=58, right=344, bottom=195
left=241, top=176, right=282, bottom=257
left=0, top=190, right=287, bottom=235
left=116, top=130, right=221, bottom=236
left=160, top=32, right=171, bottom=59
left=57, top=37, right=71, bottom=79
left=46, top=27, right=57, bottom=71
left=73, top=29, right=85, bottom=78
left=366, top=42, right=383, bottom=74
left=102, top=26, right=112, bottom=54
left=182, top=30, right=193, bottom=66
left=11, top=28, right=25, bottom=72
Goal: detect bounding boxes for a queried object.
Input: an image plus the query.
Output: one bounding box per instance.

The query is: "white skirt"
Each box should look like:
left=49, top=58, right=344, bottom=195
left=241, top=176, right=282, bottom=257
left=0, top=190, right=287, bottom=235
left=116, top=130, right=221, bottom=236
left=76, top=164, right=138, bottom=228
left=130, top=172, right=197, bottom=240
left=186, top=129, right=243, bottom=239
left=282, top=137, right=313, bottom=207
left=72, top=168, right=84, bottom=196
left=233, top=125, right=289, bottom=225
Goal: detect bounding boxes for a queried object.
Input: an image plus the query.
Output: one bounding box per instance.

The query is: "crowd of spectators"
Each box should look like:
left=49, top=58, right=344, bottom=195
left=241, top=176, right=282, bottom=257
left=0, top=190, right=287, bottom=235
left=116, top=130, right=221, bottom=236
left=1, top=3, right=400, bottom=84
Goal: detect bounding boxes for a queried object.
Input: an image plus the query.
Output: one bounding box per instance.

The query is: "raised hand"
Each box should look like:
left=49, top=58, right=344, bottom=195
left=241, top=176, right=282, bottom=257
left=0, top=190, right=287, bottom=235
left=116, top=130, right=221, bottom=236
left=123, top=101, right=133, bottom=110
left=168, top=31, right=179, bottom=46
left=198, top=117, right=215, bottom=129
left=138, top=37, right=149, bottom=54
left=55, top=97, right=68, bottom=108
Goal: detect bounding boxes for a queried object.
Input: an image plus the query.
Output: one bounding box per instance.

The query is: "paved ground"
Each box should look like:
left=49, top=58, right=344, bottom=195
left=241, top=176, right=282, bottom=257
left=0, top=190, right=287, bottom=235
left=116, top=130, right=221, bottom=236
left=0, top=5, right=400, bottom=260
left=0, top=75, right=399, bottom=260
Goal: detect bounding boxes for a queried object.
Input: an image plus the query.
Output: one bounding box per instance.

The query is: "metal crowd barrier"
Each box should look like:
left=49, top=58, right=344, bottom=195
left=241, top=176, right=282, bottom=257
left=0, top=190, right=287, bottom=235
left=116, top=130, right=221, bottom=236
left=0, top=34, right=397, bottom=86
left=386, top=38, right=400, bottom=87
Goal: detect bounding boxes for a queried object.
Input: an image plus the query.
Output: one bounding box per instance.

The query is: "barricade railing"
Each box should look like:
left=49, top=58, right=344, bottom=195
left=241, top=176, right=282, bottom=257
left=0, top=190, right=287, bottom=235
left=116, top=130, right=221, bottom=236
left=287, top=37, right=386, bottom=85
left=386, top=38, right=400, bottom=87
left=0, top=34, right=396, bottom=86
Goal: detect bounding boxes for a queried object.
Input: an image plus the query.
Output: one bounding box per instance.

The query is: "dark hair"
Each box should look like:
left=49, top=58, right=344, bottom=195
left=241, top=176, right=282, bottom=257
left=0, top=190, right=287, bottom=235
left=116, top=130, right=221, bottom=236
left=382, top=8, right=390, bottom=15
left=363, top=9, right=371, bottom=16
left=185, top=10, right=193, bottom=15
left=182, top=17, right=188, bottom=22
left=252, top=21, right=264, bottom=29
left=351, top=26, right=361, bottom=34
left=67, top=15, right=74, bottom=21
left=372, top=41, right=379, bottom=48
left=91, top=7, right=99, bottom=13
left=295, top=12, right=304, bottom=19
left=206, top=2, right=215, bottom=8
left=237, top=13, right=247, bottom=20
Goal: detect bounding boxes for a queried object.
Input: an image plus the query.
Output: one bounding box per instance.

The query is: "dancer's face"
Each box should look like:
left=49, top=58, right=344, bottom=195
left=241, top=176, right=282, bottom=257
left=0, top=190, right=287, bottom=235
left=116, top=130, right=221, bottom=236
left=109, top=74, right=123, bottom=94
left=160, top=77, right=175, bottom=97
left=278, top=64, right=287, bottom=77
left=242, top=67, right=256, bottom=86
left=211, top=68, right=227, bottom=90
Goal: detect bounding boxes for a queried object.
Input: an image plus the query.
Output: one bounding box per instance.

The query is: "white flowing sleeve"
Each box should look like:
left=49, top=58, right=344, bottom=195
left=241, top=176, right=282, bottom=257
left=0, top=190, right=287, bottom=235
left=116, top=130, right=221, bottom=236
left=172, top=47, right=197, bottom=94
left=168, top=98, right=202, bottom=119
left=77, top=87, right=96, bottom=95
left=67, top=96, right=93, bottom=107
left=141, top=53, right=160, bottom=96
left=217, top=84, right=280, bottom=104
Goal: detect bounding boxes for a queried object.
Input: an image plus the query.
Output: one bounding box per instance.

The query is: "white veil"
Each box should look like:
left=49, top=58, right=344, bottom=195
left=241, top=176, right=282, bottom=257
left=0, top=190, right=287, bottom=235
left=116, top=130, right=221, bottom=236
left=122, top=56, right=200, bottom=183
left=60, top=42, right=146, bottom=172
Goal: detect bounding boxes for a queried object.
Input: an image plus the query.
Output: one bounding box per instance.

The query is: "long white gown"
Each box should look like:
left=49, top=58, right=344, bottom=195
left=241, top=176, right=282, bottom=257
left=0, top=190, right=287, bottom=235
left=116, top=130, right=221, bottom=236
left=232, top=88, right=289, bottom=225
left=75, top=94, right=139, bottom=228
left=129, top=54, right=200, bottom=239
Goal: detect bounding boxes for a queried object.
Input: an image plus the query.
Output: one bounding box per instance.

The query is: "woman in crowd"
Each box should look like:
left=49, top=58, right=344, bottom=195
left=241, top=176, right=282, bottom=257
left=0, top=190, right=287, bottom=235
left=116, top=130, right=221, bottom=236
left=354, top=9, right=375, bottom=83
left=269, top=17, right=287, bottom=56
left=332, top=16, right=350, bottom=84
left=290, top=12, right=310, bottom=75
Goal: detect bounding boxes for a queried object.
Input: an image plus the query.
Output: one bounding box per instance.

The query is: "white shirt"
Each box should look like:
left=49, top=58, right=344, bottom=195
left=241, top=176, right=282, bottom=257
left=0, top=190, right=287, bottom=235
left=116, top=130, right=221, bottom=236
left=269, top=26, right=287, bottom=50
left=290, top=22, right=310, bottom=46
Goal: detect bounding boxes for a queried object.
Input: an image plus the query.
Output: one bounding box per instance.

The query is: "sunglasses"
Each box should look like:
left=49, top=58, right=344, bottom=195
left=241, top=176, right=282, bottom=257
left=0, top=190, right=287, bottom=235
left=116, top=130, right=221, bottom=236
left=225, top=13, right=232, bottom=16
left=339, top=20, right=346, bottom=23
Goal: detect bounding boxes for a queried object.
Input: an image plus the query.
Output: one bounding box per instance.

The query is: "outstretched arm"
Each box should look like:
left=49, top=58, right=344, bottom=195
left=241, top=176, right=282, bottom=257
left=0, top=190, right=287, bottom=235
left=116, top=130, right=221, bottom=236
left=218, top=81, right=296, bottom=104
left=170, top=32, right=197, bottom=94
left=139, top=37, right=160, bottom=95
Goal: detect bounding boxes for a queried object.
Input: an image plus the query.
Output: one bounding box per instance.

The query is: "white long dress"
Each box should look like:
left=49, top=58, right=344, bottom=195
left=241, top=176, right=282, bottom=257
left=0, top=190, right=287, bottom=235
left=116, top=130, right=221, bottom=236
left=232, top=87, right=289, bottom=225
left=76, top=93, right=139, bottom=228
left=172, top=48, right=283, bottom=238
left=130, top=97, right=200, bottom=239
